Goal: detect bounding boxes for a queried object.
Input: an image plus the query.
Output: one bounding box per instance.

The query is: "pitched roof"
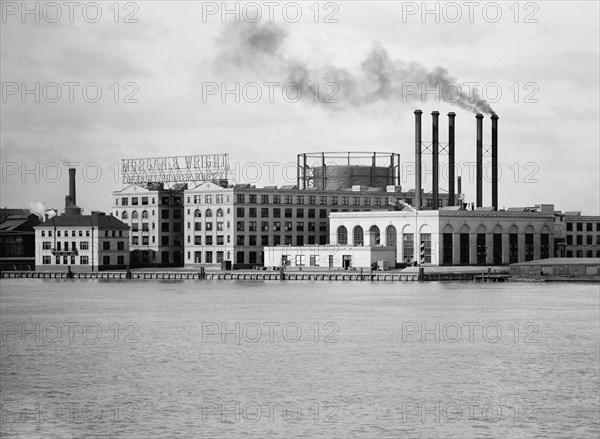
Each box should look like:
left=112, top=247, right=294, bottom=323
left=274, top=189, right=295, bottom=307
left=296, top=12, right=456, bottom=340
left=36, top=214, right=129, bottom=230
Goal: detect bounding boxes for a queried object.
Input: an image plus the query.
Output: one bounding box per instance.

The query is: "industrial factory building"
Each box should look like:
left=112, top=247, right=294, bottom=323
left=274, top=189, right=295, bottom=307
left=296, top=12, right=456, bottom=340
left=106, top=110, right=598, bottom=270
left=268, top=111, right=599, bottom=268
left=35, top=169, right=130, bottom=271
left=112, top=184, right=186, bottom=267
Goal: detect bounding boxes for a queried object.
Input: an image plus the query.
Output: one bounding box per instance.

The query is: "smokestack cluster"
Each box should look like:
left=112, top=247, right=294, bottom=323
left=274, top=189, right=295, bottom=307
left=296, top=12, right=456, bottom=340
left=413, top=111, right=499, bottom=211
left=475, top=114, right=499, bottom=210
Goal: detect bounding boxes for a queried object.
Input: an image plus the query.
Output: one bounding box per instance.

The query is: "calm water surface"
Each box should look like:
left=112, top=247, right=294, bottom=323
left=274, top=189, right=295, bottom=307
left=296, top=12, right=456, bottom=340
left=1, top=280, right=599, bottom=438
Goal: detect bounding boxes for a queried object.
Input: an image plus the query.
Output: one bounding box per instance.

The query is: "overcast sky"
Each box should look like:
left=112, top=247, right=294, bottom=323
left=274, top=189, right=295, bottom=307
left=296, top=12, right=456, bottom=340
left=2, top=1, right=599, bottom=215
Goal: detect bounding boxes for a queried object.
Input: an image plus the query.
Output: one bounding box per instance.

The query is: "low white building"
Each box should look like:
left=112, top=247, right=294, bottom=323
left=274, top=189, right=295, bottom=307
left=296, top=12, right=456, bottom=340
left=35, top=212, right=130, bottom=272
left=328, top=206, right=557, bottom=266
left=263, top=245, right=396, bottom=270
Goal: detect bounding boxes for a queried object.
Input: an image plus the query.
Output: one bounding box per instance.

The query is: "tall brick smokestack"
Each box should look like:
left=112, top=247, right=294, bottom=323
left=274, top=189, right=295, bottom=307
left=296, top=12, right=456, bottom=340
left=414, top=110, right=423, bottom=210
left=431, top=111, right=439, bottom=210
left=448, top=112, right=456, bottom=206
left=476, top=114, right=484, bottom=207
left=491, top=114, right=499, bottom=210
left=69, top=168, right=76, bottom=206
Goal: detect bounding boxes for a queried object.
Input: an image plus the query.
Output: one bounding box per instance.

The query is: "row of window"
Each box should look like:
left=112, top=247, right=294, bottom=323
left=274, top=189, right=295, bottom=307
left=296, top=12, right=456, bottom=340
left=41, top=241, right=126, bottom=251
left=117, top=196, right=178, bottom=206
left=116, top=209, right=181, bottom=220
left=40, top=230, right=124, bottom=238
left=42, top=255, right=125, bottom=265
left=566, top=235, right=600, bottom=245
left=236, top=208, right=329, bottom=219
left=235, top=221, right=327, bottom=232
left=566, top=222, right=600, bottom=232
left=185, top=234, right=327, bottom=247
left=185, top=193, right=393, bottom=206
left=131, top=236, right=182, bottom=247
left=128, top=222, right=183, bottom=233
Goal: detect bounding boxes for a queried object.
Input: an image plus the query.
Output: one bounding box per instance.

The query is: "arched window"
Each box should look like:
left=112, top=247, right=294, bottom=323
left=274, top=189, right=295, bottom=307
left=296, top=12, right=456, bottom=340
left=353, top=226, right=364, bottom=246
left=216, top=208, right=224, bottom=217
left=122, top=211, right=128, bottom=220
left=369, top=225, right=380, bottom=246
left=205, top=209, right=213, bottom=218
left=142, top=210, right=148, bottom=219
left=386, top=225, right=397, bottom=247
left=131, top=211, right=138, bottom=220
left=194, top=209, right=201, bottom=218
left=337, top=226, right=348, bottom=245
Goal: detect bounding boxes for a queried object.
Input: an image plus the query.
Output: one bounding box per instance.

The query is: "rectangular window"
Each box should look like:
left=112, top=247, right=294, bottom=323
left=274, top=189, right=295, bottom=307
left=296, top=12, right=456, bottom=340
left=103, top=255, right=110, bottom=265
left=319, top=222, right=327, bottom=232
left=117, top=241, right=125, bottom=250
left=285, top=236, right=293, bottom=245
left=273, top=195, right=281, bottom=204
left=195, top=222, right=202, bottom=231
left=217, top=222, right=224, bottom=231
left=237, top=208, right=245, bottom=217
left=249, top=235, right=257, bottom=246
left=206, top=222, right=213, bottom=231
left=132, top=236, right=139, bottom=245
left=216, top=194, right=224, bottom=203
left=342, top=197, right=349, bottom=206
left=195, top=236, right=202, bottom=245
left=297, top=196, right=304, bottom=204
left=525, top=234, right=534, bottom=261
left=103, top=241, right=110, bottom=250
left=161, top=236, right=169, bottom=246
left=206, top=236, right=213, bottom=246
left=205, top=251, right=213, bottom=263
left=121, top=197, right=128, bottom=206
left=237, top=194, right=245, bottom=203
left=587, top=223, right=593, bottom=231
left=320, top=196, right=327, bottom=205
left=577, top=235, right=583, bottom=245
left=296, top=222, right=304, bottom=232
left=295, top=255, right=305, bottom=266
left=261, top=221, right=269, bottom=232
left=249, top=194, right=257, bottom=204
left=273, top=222, right=281, bottom=232
left=142, top=236, right=149, bottom=245
left=285, top=222, right=293, bottom=232
left=261, top=195, right=269, bottom=204
left=331, top=196, right=338, bottom=205
left=285, top=208, right=293, bottom=218
left=43, top=256, right=51, bottom=264
left=285, top=195, right=293, bottom=204
left=308, top=196, right=315, bottom=205
left=576, top=223, right=583, bottom=231
left=297, top=209, right=304, bottom=218
left=403, top=234, right=414, bottom=264
left=142, top=197, right=148, bottom=205
left=131, top=197, right=138, bottom=205
left=273, top=208, right=281, bottom=218
left=237, top=236, right=245, bottom=246
left=308, top=209, right=315, bottom=218
left=161, top=223, right=169, bottom=232
left=236, top=222, right=244, bottom=231
left=80, top=256, right=88, bottom=265
left=249, top=208, right=257, bottom=218
left=161, top=209, right=169, bottom=219
left=364, top=198, right=371, bottom=206
left=319, top=209, right=327, bottom=219
left=204, top=195, right=212, bottom=204
left=217, top=235, right=224, bottom=245
left=308, top=222, right=315, bottom=232
left=261, top=235, right=269, bottom=246
left=274, top=235, right=281, bottom=246
left=249, top=221, right=257, bottom=232
left=117, top=255, right=125, bottom=265
left=261, top=208, right=269, bottom=217
left=42, top=241, right=51, bottom=250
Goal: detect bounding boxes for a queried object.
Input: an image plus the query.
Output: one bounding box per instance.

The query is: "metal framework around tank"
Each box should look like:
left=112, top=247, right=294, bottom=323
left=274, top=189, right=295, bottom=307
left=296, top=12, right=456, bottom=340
left=296, top=152, right=401, bottom=190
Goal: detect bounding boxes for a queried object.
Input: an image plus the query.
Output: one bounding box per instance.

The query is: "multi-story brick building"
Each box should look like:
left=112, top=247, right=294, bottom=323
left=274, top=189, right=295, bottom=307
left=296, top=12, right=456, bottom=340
left=35, top=212, right=130, bottom=271
left=182, top=182, right=454, bottom=268
left=562, top=212, right=600, bottom=258
left=112, top=183, right=185, bottom=266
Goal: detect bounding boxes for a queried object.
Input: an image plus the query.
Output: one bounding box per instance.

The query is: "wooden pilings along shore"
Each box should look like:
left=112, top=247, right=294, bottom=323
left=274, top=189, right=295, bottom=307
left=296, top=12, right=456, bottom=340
left=0, top=270, right=487, bottom=282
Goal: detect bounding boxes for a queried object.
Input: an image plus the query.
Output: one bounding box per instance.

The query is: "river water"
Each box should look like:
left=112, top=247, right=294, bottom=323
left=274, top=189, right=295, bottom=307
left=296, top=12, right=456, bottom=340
left=1, top=279, right=598, bottom=438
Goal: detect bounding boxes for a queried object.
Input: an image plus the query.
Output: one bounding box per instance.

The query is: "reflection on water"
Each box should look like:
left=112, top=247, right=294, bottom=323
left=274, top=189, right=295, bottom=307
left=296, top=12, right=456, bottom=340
left=1, top=280, right=599, bottom=438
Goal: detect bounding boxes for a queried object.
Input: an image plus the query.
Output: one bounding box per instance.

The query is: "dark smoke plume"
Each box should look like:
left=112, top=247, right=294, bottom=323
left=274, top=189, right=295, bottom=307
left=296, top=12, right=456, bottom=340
left=214, top=22, right=495, bottom=115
